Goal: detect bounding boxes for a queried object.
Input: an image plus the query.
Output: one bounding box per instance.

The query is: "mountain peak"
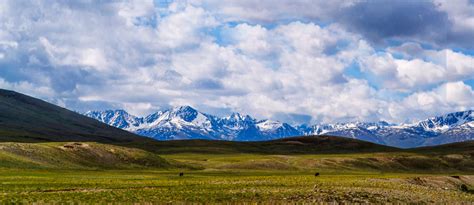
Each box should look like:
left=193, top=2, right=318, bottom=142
left=167, top=105, right=199, bottom=122
left=172, top=105, right=197, bottom=112
left=226, top=112, right=255, bottom=122
left=227, top=112, right=243, bottom=121
left=256, top=120, right=283, bottom=131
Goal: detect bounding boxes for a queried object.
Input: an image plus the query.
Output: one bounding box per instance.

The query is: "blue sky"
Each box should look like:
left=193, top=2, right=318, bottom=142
left=0, top=0, right=474, bottom=124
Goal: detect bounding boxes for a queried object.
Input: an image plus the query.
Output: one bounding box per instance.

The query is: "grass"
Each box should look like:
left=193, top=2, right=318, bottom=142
left=0, top=138, right=473, bottom=203
left=0, top=169, right=473, bottom=203
left=0, top=142, right=171, bottom=169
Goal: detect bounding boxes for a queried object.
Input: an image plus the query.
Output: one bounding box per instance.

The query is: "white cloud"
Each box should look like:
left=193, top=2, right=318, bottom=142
left=390, top=81, right=474, bottom=122
left=117, top=0, right=156, bottom=26
left=0, top=0, right=473, bottom=125
left=360, top=43, right=474, bottom=91
left=156, top=4, right=217, bottom=49
left=396, top=58, right=445, bottom=89
left=225, top=23, right=273, bottom=57
left=0, top=78, right=55, bottom=99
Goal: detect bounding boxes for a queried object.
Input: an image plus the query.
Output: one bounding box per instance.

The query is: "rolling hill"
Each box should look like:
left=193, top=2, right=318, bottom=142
left=0, top=89, right=148, bottom=143
left=0, top=142, right=171, bottom=169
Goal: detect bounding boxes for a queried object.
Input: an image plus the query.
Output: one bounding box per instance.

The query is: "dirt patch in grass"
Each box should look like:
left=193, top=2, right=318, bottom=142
left=407, top=176, right=474, bottom=192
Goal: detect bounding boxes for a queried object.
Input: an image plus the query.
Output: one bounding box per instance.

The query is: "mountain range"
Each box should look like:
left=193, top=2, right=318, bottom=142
left=84, top=106, right=474, bottom=148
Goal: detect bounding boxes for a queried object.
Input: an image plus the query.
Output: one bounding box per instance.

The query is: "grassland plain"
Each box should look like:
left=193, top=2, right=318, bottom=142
left=0, top=169, right=473, bottom=203
left=0, top=140, right=473, bottom=203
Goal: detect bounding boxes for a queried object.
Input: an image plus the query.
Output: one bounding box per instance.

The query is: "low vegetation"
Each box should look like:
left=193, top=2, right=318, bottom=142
left=0, top=142, right=171, bottom=169
left=0, top=170, right=472, bottom=203
left=0, top=139, right=473, bottom=203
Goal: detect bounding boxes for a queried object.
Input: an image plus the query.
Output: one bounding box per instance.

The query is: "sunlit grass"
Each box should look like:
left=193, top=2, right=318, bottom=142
left=0, top=141, right=473, bottom=203
left=0, top=169, right=472, bottom=203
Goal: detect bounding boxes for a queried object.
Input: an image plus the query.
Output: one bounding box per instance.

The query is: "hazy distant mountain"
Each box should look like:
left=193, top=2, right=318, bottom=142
left=85, top=106, right=474, bottom=148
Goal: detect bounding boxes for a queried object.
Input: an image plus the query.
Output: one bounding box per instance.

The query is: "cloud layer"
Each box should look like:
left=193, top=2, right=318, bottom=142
left=0, top=0, right=473, bottom=124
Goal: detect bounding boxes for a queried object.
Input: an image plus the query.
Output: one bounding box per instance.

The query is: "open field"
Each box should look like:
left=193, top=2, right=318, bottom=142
left=0, top=169, right=473, bottom=203
left=0, top=140, right=473, bottom=203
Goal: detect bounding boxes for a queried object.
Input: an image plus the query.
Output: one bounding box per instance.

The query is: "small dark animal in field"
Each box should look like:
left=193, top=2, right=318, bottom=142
left=314, top=172, right=320, bottom=177
left=451, top=176, right=460, bottom=179
left=460, top=184, right=469, bottom=192
left=179, top=172, right=184, bottom=177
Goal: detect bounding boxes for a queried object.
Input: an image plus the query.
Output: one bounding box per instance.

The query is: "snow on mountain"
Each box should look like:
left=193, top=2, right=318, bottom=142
left=301, top=122, right=389, bottom=145
left=418, top=110, right=474, bottom=132
left=85, top=106, right=298, bottom=141
left=378, top=110, right=474, bottom=147
left=256, top=120, right=283, bottom=131
left=84, top=108, right=474, bottom=148
left=84, top=110, right=143, bottom=129
left=256, top=120, right=300, bottom=139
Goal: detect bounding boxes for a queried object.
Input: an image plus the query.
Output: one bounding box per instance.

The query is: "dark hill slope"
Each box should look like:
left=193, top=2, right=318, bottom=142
left=132, top=135, right=401, bottom=155
left=409, top=140, right=474, bottom=154
left=0, top=89, right=147, bottom=143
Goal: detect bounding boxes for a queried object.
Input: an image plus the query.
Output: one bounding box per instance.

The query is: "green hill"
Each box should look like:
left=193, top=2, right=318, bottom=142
left=0, top=89, right=150, bottom=143
left=0, top=142, right=171, bottom=169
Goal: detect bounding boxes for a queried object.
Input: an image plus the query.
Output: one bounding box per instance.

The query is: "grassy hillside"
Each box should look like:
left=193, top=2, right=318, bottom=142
left=0, top=142, right=172, bottom=169
left=0, top=89, right=151, bottom=143
left=0, top=138, right=473, bottom=173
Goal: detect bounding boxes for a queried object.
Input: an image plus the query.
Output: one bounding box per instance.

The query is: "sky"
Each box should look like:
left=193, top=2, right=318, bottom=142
left=0, top=0, right=474, bottom=125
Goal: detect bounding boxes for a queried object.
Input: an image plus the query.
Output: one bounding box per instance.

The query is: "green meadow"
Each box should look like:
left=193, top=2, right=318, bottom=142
left=0, top=140, right=473, bottom=203
left=0, top=169, right=472, bottom=204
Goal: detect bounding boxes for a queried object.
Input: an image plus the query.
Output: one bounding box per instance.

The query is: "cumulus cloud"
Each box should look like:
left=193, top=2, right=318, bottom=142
left=389, top=81, right=474, bottom=122
left=196, top=0, right=474, bottom=48
left=0, top=0, right=473, bottom=124
left=360, top=43, right=474, bottom=91
left=156, top=4, right=217, bottom=49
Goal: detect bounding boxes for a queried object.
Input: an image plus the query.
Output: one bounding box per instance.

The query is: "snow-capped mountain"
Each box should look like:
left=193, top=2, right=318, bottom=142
left=300, top=111, right=474, bottom=148
left=84, top=107, right=474, bottom=148
left=256, top=120, right=300, bottom=139
left=85, top=106, right=298, bottom=141
left=84, top=110, right=143, bottom=129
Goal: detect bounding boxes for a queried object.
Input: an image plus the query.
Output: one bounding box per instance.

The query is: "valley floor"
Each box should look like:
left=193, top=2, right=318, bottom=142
left=0, top=169, right=473, bottom=203
left=0, top=141, right=473, bottom=203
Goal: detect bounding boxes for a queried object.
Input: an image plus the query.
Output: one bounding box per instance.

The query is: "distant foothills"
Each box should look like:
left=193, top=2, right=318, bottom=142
left=85, top=106, right=474, bottom=148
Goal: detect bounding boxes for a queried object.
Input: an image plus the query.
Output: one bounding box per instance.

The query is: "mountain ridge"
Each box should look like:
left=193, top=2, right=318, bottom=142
left=85, top=106, right=474, bottom=148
